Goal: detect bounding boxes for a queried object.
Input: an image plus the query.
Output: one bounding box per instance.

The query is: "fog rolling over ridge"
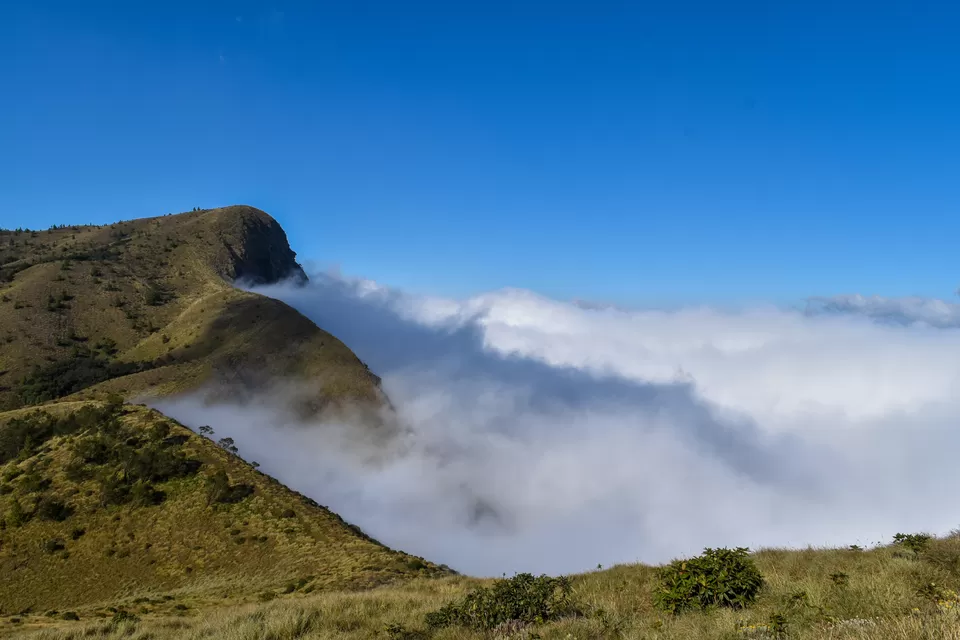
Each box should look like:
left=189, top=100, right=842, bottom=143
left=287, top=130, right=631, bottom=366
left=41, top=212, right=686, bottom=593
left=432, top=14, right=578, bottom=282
left=155, top=274, right=960, bottom=576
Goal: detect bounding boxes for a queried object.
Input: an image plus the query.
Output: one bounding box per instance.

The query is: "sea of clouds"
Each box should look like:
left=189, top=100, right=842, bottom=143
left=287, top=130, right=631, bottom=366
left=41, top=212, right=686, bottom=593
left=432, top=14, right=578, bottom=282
left=153, top=273, right=960, bottom=576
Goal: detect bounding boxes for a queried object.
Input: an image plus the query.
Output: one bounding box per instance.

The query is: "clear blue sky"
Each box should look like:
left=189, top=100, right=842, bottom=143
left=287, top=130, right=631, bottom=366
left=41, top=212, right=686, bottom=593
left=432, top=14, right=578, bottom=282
left=4, top=1, right=960, bottom=305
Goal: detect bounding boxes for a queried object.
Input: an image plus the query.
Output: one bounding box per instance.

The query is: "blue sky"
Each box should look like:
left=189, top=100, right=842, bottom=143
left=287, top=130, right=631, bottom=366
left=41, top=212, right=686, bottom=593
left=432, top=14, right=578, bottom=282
left=3, top=1, right=960, bottom=305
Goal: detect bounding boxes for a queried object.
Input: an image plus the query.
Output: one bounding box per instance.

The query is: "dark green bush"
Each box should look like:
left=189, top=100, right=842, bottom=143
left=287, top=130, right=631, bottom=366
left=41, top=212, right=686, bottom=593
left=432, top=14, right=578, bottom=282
left=110, top=610, right=139, bottom=624
left=205, top=470, right=255, bottom=505
left=68, top=411, right=200, bottom=508
left=130, top=481, right=166, bottom=507
left=653, top=547, right=765, bottom=614
left=35, top=497, right=73, bottom=521
left=43, top=538, right=66, bottom=553
left=5, top=498, right=26, bottom=527
left=15, top=348, right=152, bottom=406
left=0, top=400, right=123, bottom=465
left=894, top=532, right=932, bottom=554
left=424, top=573, right=577, bottom=630
left=18, top=469, right=51, bottom=493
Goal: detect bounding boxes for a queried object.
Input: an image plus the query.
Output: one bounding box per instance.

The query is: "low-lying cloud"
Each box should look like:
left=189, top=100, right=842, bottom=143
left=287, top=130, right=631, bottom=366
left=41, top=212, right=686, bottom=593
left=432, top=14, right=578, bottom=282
left=154, top=275, right=960, bottom=576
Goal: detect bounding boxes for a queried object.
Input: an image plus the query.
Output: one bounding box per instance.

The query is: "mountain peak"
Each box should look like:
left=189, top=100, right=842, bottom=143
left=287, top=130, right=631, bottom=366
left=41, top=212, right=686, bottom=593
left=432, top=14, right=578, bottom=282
left=189, top=205, right=307, bottom=286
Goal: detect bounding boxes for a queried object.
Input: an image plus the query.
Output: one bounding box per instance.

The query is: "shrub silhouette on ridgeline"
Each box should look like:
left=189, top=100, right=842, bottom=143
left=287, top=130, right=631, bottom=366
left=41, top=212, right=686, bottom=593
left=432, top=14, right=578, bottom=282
left=424, top=573, right=578, bottom=630
left=653, top=547, right=765, bottom=614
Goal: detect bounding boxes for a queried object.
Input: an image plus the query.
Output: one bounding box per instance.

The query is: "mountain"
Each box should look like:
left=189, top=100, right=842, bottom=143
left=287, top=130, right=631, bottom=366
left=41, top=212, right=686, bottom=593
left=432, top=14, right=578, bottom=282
left=0, top=206, right=446, bottom=616
left=0, top=206, right=384, bottom=415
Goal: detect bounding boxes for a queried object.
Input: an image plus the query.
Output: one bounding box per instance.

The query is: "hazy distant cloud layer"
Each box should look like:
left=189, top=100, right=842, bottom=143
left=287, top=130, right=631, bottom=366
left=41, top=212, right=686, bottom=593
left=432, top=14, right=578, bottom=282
left=806, top=293, right=960, bottom=328
left=154, top=276, right=960, bottom=576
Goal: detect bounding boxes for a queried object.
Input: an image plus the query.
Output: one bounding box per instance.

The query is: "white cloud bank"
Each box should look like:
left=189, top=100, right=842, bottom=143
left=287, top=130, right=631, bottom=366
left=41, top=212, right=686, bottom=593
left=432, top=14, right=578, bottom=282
left=154, top=276, right=960, bottom=576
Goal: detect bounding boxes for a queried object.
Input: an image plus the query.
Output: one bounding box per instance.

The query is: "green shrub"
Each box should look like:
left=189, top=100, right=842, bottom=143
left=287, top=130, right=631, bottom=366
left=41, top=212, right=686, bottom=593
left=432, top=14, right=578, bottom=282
left=0, top=401, right=123, bottom=465
left=130, top=481, right=166, bottom=507
left=35, top=497, right=73, bottom=521
left=15, top=348, right=152, bottom=406
left=653, top=547, right=765, bottom=614
left=5, top=498, right=26, bottom=527
left=894, top=532, right=932, bottom=554
left=205, top=470, right=255, bottom=505
left=110, top=610, right=139, bottom=624
left=424, top=573, right=577, bottom=630
left=18, top=469, right=51, bottom=493
left=43, top=538, right=66, bottom=553
left=69, top=412, right=200, bottom=508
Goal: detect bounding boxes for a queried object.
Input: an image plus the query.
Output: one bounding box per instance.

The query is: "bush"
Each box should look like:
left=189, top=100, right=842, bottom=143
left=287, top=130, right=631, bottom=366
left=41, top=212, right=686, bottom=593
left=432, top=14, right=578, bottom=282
left=130, top=481, right=166, bottom=507
left=69, top=412, right=201, bottom=508
left=424, top=573, right=577, bottom=630
left=43, top=538, right=66, bottom=553
left=894, top=532, right=933, bottom=554
left=5, top=498, right=26, bottom=527
left=35, top=497, right=73, bottom=521
left=15, top=348, right=152, bottom=406
left=205, top=470, right=255, bottom=505
left=653, top=547, right=765, bottom=614
left=144, top=285, right=171, bottom=306
left=111, top=610, right=139, bottom=624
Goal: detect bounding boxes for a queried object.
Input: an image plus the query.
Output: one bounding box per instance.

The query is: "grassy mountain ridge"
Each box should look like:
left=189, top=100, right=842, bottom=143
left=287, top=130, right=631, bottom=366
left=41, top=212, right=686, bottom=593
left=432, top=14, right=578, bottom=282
left=0, top=400, right=445, bottom=618
left=0, top=205, right=383, bottom=413
left=0, top=205, right=444, bottom=627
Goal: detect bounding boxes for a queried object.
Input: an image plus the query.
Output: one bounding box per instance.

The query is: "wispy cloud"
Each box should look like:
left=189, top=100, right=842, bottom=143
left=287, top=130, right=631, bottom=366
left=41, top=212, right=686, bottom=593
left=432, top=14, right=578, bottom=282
left=806, top=293, right=960, bottom=328
left=154, top=276, right=960, bottom=576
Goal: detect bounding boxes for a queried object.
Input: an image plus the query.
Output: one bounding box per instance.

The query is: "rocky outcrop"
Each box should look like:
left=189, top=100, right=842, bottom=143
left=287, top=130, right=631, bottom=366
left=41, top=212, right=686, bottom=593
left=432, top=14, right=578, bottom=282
left=206, top=205, right=308, bottom=285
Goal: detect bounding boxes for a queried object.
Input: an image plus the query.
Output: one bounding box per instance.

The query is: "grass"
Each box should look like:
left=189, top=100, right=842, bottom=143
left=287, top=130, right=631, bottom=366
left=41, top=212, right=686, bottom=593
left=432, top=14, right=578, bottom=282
left=0, top=402, right=446, bottom=615
left=4, top=536, right=960, bottom=639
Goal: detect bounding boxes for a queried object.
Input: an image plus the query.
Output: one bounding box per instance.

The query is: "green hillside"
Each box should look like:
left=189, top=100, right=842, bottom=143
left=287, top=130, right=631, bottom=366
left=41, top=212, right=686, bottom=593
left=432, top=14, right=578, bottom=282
left=0, top=205, right=444, bottom=632
left=0, top=206, right=384, bottom=415
left=0, top=400, right=444, bottom=620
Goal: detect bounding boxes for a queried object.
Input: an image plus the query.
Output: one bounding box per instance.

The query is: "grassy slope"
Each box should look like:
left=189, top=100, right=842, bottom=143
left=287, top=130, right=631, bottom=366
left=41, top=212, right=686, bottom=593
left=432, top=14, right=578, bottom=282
left=0, top=206, right=382, bottom=413
left=5, top=534, right=960, bottom=639
left=0, top=402, right=443, bottom=621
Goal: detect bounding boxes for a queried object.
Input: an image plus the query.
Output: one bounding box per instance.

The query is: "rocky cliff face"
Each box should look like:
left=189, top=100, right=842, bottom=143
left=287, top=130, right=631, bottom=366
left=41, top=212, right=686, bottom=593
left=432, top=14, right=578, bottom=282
left=205, top=205, right=308, bottom=285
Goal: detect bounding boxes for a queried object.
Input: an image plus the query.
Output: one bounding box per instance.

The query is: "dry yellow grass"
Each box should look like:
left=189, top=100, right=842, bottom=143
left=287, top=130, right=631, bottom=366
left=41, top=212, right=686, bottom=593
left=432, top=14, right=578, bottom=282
left=4, top=539, right=960, bottom=639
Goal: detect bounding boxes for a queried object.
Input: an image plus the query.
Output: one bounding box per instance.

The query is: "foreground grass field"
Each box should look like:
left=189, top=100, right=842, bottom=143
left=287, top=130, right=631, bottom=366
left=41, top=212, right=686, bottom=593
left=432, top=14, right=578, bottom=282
left=4, top=531, right=960, bottom=639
